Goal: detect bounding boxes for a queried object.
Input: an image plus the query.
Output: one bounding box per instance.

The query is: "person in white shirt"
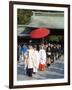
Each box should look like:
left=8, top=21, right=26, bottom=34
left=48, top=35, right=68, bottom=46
left=39, top=46, right=46, bottom=71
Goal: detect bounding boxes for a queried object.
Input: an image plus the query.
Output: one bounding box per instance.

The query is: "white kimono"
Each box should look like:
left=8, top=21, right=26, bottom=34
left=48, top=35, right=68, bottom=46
left=39, top=49, right=46, bottom=64
left=33, top=50, right=39, bottom=72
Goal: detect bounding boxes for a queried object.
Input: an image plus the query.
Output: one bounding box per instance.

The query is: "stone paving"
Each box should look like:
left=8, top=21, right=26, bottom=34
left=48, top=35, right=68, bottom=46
left=17, top=57, right=64, bottom=81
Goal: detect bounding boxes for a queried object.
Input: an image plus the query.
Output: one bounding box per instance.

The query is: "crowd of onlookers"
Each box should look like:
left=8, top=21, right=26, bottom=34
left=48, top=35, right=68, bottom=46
left=17, top=42, right=64, bottom=77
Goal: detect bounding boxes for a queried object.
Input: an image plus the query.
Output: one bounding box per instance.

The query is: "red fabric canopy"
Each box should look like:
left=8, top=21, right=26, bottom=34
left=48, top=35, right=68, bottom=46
left=29, top=28, right=50, bottom=39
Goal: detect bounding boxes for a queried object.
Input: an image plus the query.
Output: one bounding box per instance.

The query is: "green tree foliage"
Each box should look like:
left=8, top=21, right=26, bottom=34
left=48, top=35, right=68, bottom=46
left=17, top=9, right=33, bottom=24
left=48, top=35, right=63, bottom=42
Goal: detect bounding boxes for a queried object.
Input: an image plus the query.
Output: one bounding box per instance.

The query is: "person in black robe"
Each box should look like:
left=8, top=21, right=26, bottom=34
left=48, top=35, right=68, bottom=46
left=46, top=43, right=51, bottom=67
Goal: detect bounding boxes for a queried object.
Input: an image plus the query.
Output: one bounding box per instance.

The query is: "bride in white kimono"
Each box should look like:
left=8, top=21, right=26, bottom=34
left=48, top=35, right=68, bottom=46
left=33, top=46, right=39, bottom=73
left=39, top=46, right=46, bottom=71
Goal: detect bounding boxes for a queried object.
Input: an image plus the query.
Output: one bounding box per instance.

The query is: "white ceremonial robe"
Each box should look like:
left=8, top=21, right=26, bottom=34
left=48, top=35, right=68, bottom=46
left=33, top=50, right=39, bottom=72
left=39, top=49, right=46, bottom=65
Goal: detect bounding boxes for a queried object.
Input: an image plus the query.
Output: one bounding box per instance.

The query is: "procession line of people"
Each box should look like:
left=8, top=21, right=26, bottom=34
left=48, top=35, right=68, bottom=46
left=17, top=43, right=64, bottom=77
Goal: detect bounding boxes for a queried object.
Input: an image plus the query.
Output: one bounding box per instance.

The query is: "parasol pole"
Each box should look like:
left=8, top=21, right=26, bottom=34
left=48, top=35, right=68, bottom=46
left=42, top=37, right=44, bottom=44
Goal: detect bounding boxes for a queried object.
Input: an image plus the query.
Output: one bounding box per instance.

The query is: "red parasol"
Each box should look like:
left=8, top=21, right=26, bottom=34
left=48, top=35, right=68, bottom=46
left=29, top=28, right=50, bottom=39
